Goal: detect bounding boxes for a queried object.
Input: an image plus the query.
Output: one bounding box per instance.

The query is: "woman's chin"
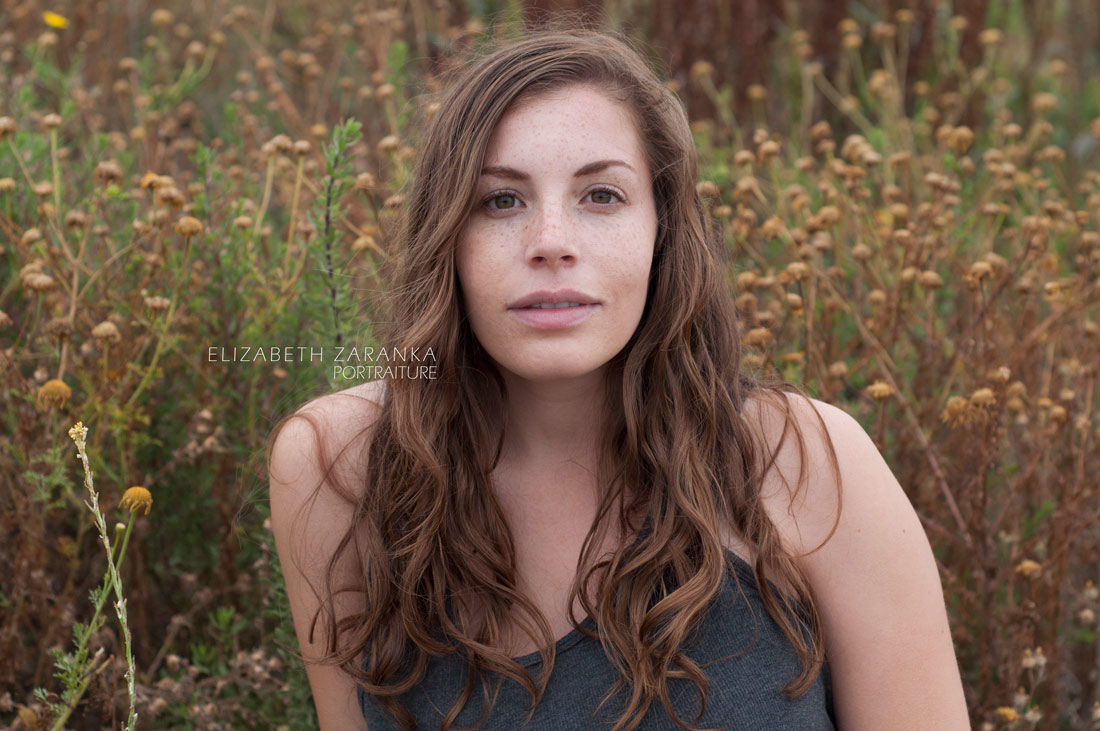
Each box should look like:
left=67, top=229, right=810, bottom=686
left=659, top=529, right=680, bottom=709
left=498, top=360, right=610, bottom=385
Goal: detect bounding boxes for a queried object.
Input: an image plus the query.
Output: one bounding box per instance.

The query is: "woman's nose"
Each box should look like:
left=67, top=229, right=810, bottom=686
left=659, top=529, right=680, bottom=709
left=525, top=200, right=578, bottom=268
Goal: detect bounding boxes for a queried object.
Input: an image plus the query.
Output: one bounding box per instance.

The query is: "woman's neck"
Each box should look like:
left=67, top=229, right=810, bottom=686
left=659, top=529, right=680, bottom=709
left=498, top=369, right=607, bottom=468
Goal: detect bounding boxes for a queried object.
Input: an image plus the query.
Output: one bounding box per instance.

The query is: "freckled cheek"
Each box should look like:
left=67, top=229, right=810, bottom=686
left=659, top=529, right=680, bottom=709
left=600, top=227, right=656, bottom=301
left=456, top=235, right=510, bottom=317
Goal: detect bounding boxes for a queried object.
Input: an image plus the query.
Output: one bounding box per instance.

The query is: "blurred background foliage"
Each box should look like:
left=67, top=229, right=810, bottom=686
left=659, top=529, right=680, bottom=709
left=1, top=0, right=1099, bottom=728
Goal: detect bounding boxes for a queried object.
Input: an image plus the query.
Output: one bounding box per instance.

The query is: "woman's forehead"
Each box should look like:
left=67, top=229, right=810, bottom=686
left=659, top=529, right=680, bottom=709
left=482, top=85, right=647, bottom=175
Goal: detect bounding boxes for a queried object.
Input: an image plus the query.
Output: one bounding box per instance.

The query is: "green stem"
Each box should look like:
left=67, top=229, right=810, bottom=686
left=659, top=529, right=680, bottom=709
left=123, top=233, right=194, bottom=411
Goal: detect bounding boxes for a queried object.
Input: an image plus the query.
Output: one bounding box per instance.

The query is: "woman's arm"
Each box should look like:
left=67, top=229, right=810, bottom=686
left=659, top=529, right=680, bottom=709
left=752, top=394, right=971, bottom=730
left=269, top=384, right=386, bottom=731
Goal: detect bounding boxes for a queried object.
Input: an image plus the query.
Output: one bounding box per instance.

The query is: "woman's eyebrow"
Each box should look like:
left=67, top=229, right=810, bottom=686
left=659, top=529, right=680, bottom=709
left=479, top=159, right=635, bottom=181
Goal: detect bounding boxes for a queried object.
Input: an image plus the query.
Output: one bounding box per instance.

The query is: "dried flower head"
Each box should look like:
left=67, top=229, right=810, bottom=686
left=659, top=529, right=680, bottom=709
left=120, top=486, right=153, bottom=515
left=37, top=378, right=72, bottom=409
left=968, top=261, right=993, bottom=280
left=64, top=209, right=88, bottom=229
left=970, top=388, right=996, bottom=408
left=743, top=327, right=772, bottom=347
left=156, top=186, right=185, bottom=208
left=140, top=171, right=166, bottom=190
left=376, top=135, right=399, bottom=155
left=785, top=261, right=809, bottom=281
left=44, top=317, right=74, bottom=340
left=689, top=60, right=715, bottom=81
left=851, top=243, right=873, bottom=261
left=151, top=8, right=174, bottom=28
left=696, top=180, right=720, bottom=199
left=375, top=83, right=396, bottom=102
left=940, top=396, right=970, bottom=427
left=1032, top=92, right=1058, bottom=114
left=918, top=270, right=944, bottom=289
left=866, top=380, right=894, bottom=400
left=23, top=272, right=56, bottom=292
left=92, top=320, right=122, bottom=343
left=978, top=28, right=1003, bottom=47
left=175, top=216, right=203, bottom=237
left=1015, top=559, right=1042, bottom=578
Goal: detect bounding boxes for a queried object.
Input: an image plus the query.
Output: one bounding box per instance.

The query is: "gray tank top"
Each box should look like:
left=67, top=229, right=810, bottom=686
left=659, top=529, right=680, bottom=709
left=357, top=516, right=837, bottom=730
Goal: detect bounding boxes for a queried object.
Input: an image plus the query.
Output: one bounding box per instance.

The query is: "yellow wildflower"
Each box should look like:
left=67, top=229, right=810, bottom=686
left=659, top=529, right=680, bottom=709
left=68, top=421, right=88, bottom=443
left=994, top=706, right=1019, bottom=722
left=120, top=486, right=153, bottom=515
left=37, top=379, right=71, bottom=409
left=42, top=11, right=68, bottom=29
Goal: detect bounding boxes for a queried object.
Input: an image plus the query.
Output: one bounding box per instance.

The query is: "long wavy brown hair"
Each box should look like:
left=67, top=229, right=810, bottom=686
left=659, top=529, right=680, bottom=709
left=267, top=24, right=844, bottom=731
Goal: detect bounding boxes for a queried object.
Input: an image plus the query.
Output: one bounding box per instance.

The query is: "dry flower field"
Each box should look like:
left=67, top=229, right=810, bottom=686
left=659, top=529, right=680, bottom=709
left=1, top=1, right=1099, bottom=728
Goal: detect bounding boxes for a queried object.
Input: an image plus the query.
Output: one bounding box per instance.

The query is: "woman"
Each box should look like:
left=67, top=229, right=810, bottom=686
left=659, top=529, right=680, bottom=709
left=267, top=27, right=970, bottom=731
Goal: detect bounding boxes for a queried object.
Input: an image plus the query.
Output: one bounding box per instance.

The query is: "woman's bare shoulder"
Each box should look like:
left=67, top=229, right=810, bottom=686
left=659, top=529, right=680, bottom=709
left=269, top=383, right=385, bottom=730
left=275, top=380, right=388, bottom=491
left=301, top=379, right=388, bottom=424
left=738, top=390, right=855, bottom=558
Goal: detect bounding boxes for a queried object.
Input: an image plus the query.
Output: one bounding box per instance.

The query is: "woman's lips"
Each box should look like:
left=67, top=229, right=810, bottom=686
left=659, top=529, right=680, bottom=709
left=509, top=303, right=599, bottom=329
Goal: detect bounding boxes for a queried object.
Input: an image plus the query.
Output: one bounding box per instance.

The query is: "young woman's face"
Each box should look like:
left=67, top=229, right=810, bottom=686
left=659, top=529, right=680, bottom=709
left=455, top=83, right=659, bottom=385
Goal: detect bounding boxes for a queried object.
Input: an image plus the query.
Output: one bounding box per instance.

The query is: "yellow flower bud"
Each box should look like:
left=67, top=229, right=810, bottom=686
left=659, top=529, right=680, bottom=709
left=120, top=486, right=153, bottom=515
